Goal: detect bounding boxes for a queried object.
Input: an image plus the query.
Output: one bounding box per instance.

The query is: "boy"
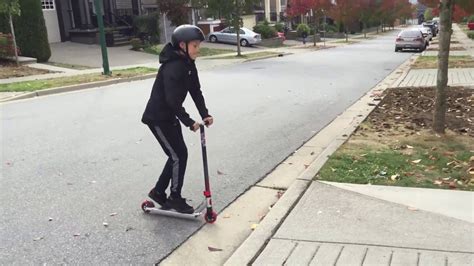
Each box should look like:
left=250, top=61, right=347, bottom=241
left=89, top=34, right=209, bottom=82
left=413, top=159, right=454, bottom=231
left=141, top=25, right=213, bottom=214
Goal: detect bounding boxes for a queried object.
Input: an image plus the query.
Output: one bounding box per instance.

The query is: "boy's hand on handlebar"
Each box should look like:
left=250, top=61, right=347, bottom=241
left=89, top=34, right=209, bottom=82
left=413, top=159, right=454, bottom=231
left=191, top=122, right=200, bottom=132
left=203, top=116, right=213, bottom=127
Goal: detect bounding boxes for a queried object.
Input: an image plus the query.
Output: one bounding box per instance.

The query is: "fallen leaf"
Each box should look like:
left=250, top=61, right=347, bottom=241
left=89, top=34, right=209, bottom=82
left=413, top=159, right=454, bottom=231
left=448, top=182, right=457, bottom=189
left=412, top=159, right=422, bottom=164
left=109, top=213, right=118, bottom=216
left=276, top=191, right=284, bottom=199
left=73, top=233, right=81, bottom=237
left=217, top=170, right=225, bottom=175
left=443, top=151, right=455, bottom=156
left=208, top=246, right=223, bottom=252
left=33, top=236, right=44, bottom=241
left=251, top=224, right=258, bottom=230
left=103, top=222, right=109, bottom=227
left=310, top=151, right=315, bottom=156
left=447, top=161, right=457, bottom=167
left=223, top=214, right=231, bottom=219
left=468, top=167, right=474, bottom=176
left=304, top=164, right=310, bottom=169
left=125, top=226, right=133, bottom=232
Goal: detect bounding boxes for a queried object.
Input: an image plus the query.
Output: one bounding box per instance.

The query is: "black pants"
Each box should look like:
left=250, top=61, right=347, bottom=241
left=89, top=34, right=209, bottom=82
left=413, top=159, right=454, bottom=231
left=148, top=120, right=187, bottom=198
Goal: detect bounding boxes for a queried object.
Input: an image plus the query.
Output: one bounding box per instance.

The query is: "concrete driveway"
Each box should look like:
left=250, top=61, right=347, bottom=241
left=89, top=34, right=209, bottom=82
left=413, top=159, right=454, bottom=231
left=49, top=42, right=159, bottom=68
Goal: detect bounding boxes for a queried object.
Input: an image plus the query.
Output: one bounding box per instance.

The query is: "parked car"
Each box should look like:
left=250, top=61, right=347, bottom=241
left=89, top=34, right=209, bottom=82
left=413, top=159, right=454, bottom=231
left=208, top=27, right=262, bottom=47
left=423, top=21, right=438, bottom=36
left=418, top=26, right=433, bottom=42
left=395, top=29, right=426, bottom=52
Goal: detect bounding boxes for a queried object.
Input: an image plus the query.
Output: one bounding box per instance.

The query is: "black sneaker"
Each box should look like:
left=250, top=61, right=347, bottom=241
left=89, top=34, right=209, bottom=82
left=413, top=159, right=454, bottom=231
left=148, top=188, right=167, bottom=207
left=167, top=196, right=194, bottom=214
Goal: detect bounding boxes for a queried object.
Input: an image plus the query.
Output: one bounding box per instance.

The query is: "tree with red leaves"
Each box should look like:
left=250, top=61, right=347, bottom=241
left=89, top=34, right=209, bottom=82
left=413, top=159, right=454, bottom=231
left=287, top=0, right=332, bottom=45
left=419, top=0, right=474, bottom=133
left=331, top=0, right=361, bottom=41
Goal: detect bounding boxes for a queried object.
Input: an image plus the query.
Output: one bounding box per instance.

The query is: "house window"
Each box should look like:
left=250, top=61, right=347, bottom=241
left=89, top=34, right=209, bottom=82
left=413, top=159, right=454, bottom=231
left=41, top=0, right=55, bottom=10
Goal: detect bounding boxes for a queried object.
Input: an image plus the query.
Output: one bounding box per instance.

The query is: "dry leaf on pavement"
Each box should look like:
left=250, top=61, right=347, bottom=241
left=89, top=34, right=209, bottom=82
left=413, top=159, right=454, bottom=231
left=208, top=246, right=223, bottom=252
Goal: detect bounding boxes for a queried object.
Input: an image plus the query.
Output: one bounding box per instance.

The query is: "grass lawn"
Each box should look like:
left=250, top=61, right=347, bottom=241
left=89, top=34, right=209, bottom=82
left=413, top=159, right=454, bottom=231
left=333, top=40, right=360, bottom=44
left=316, top=87, right=474, bottom=191
left=142, top=45, right=233, bottom=57
left=212, top=51, right=281, bottom=60
left=0, top=67, right=157, bottom=92
left=45, top=62, right=92, bottom=70
left=412, top=55, right=474, bottom=69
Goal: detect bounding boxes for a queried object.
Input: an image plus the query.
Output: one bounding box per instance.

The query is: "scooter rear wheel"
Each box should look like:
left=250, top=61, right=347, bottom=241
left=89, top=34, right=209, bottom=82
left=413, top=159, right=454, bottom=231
left=141, top=200, right=155, bottom=213
left=205, top=211, right=217, bottom=223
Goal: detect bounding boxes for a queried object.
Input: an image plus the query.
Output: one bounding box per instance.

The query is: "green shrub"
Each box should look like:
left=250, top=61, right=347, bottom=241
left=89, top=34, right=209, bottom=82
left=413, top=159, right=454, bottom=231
left=468, top=15, right=474, bottom=23
left=9, top=0, right=51, bottom=62
left=468, top=32, right=474, bottom=40
left=133, top=12, right=160, bottom=44
left=274, top=22, right=284, bottom=32
left=130, top=38, right=145, bottom=50
left=325, top=24, right=338, bottom=33
left=253, top=23, right=277, bottom=39
left=296, top=23, right=310, bottom=37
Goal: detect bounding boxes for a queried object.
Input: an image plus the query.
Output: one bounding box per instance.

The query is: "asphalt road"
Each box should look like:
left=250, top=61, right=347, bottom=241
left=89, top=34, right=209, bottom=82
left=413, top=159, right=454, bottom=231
left=0, top=30, right=413, bottom=264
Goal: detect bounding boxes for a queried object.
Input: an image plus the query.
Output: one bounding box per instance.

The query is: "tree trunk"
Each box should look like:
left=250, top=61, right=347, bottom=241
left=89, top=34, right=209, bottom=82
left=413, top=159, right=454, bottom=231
left=236, top=24, right=241, bottom=56
left=235, top=1, right=241, bottom=57
left=9, top=13, right=19, bottom=66
left=363, top=22, right=367, bottom=38
left=313, top=9, right=318, bottom=46
left=433, top=0, right=454, bottom=134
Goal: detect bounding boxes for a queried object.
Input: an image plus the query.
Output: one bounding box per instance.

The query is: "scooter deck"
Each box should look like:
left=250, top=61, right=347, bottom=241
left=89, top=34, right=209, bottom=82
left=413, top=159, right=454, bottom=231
left=144, top=207, right=203, bottom=220
left=142, top=200, right=207, bottom=220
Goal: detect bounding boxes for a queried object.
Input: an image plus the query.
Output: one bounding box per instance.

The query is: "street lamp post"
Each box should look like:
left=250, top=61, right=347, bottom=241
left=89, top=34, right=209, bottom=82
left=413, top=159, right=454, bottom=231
left=94, top=0, right=111, bottom=76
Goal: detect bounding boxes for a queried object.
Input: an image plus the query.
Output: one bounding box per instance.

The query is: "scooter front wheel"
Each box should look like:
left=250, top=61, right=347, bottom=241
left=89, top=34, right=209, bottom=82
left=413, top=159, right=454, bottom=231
left=205, top=211, right=217, bottom=223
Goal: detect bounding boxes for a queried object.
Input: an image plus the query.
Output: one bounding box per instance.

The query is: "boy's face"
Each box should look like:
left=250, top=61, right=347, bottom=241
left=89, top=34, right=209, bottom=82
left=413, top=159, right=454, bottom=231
left=179, top=40, right=201, bottom=60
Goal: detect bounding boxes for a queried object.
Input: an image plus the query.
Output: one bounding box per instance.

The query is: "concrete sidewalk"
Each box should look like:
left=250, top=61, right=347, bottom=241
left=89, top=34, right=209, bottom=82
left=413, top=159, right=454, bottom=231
left=394, top=23, right=474, bottom=88
left=252, top=182, right=473, bottom=266
left=395, top=68, right=474, bottom=87
left=225, top=24, right=474, bottom=266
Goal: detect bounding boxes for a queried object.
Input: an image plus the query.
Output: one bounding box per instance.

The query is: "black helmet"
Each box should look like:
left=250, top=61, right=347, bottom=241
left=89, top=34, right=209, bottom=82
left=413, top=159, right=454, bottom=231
left=171, top=24, right=205, bottom=48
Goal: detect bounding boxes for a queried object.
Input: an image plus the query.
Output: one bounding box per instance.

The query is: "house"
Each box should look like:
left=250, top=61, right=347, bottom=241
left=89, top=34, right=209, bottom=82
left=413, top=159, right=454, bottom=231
left=41, top=0, right=141, bottom=45
left=257, top=0, right=287, bottom=23
left=40, top=0, right=288, bottom=46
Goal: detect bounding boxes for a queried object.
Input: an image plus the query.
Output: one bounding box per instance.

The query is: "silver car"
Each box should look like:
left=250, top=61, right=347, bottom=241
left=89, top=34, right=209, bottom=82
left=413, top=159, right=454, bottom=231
left=208, top=27, right=262, bottom=47
left=395, top=29, right=426, bottom=52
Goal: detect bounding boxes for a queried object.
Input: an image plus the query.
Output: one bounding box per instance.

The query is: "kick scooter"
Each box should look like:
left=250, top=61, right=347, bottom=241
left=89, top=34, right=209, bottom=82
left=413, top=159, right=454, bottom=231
left=141, top=123, right=217, bottom=223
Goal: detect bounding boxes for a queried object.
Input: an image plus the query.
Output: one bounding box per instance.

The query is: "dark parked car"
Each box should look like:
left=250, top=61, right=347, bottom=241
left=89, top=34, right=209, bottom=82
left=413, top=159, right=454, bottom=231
left=423, top=21, right=438, bottom=37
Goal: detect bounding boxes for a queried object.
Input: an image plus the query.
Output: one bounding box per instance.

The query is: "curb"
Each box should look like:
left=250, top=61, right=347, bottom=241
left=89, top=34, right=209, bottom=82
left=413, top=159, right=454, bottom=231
left=224, top=53, right=417, bottom=266
left=243, top=52, right=291, bottom=62
left=0, top=73, right=156, bottom=103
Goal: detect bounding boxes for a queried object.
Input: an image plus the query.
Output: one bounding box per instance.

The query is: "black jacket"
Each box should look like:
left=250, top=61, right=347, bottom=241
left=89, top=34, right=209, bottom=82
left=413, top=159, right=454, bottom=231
left=141, top=43, right=210, bottom=128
